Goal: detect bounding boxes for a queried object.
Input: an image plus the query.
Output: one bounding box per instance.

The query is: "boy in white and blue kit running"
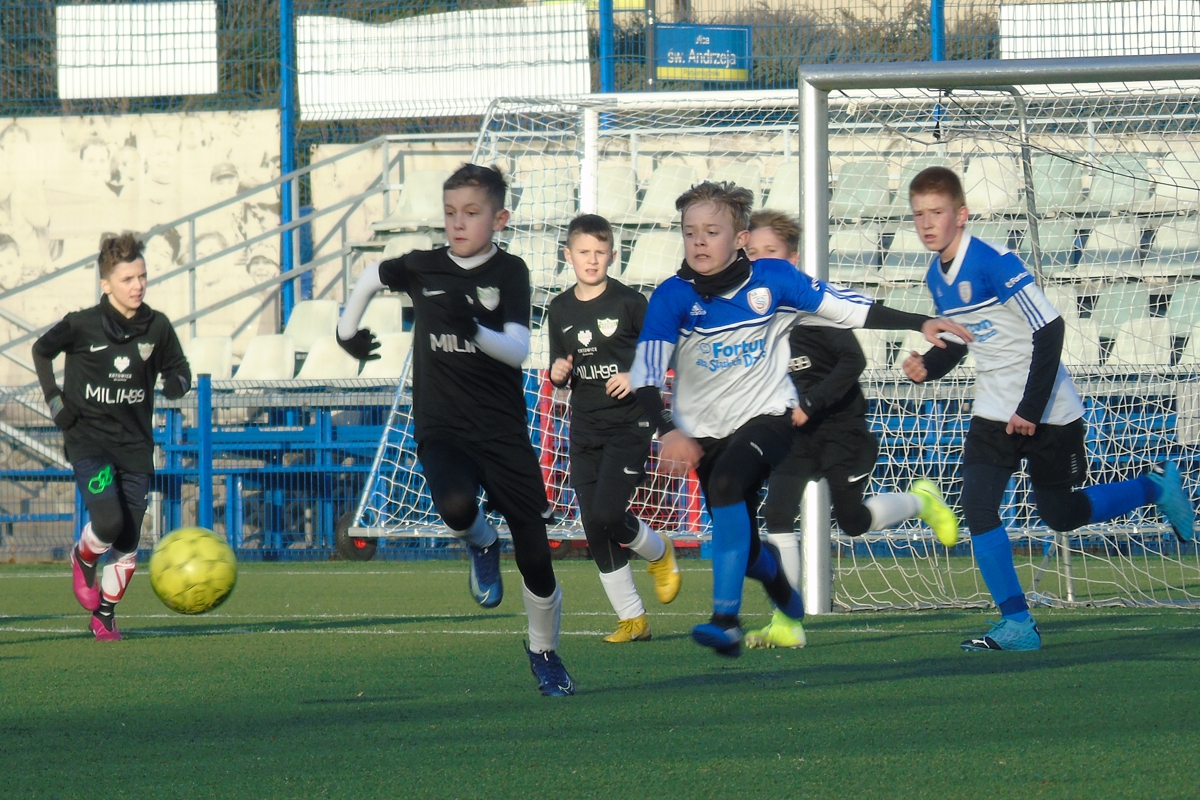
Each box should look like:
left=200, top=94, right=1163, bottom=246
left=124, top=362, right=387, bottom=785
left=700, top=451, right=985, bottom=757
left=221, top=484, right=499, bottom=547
left=902, top=166, right=1195, bottom=651
left=630, top=181, right=972, bottom=656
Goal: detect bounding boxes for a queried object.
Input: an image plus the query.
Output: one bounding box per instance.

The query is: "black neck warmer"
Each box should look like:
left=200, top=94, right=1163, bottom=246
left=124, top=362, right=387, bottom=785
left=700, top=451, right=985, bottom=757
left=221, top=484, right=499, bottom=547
left=676, top=251, right=752, bottom=301
left=100, top=294, right=153, bottom=342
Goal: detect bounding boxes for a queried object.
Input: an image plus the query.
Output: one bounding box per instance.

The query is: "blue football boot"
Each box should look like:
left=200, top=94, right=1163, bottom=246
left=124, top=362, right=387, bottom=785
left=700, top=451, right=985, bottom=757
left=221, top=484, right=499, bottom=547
left=467, top=540, right=503, bottom=608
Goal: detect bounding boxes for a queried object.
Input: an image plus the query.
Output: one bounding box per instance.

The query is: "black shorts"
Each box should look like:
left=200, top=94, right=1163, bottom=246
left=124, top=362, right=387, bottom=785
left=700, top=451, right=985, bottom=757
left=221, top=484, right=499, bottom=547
left=71, top=456, right=152, bottom=552
left=963, top=416, right=1087, bottom=490
left=775, top=416, right=878, bottom=490
left=417, top=433, right=550, bottom=528
left=569, top=426, right=653, bottom=490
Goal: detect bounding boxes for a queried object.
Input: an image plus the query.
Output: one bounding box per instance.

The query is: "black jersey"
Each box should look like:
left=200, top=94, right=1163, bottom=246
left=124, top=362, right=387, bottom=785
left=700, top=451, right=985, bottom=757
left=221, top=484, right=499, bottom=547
left=547, top=279, right=648, bottom=445
left=379, top=246, right=531, bottom=443
left=32, top=297, right=189, bottom=474
left=789, top=326, right=868, bottom=427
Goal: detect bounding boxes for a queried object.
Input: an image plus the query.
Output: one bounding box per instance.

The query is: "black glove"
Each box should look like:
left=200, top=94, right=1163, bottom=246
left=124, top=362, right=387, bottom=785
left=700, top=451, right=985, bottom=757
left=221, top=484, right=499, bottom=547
left=47, top=393, right=78, bottom=431
left=337, top=328, right=381, bottom=361
left=425, top=291, right=478, bottom=341
left=161, top=371, right=191, bottom=400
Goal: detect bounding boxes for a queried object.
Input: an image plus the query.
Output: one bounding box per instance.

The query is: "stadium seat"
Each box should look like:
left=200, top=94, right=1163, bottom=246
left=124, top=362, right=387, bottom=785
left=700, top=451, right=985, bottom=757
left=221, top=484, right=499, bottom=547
left=1062, top=319, right=1101, bottom=367
left=830, top=160, right=891, bottom=220
left=1031, top=154, right=1085, bottom=213
left=359, top=332, right=414, bottom=381
left=1177, top=321, right=1200, bottom=365
left=1075, top=219, right=1145, bottom=281
left=1150, top=155, right=1200, bottom=213
left=622, top=232, right=683, bottom=289
left=1090, top=283, right=1150, bottom=337
left=381, top=233, right=434, bottom=260
left=1041, top=285, right=1079, bottom=323
left=1086, top=154, right=1152, bottom=213
left=829, top=224, right=882, bottom=284
left=709, top=161, right=763, bottom=206
left=884, top=286, right=936, bottom=316
left=507, top=232, right=562, bottom=290
left=880, top=228, right=931, bottom=283
left=360, top=294, right=404, bottom=335
left=234, top=334, right=296, bottom=381
left=963, top=155, right=1022, bottom=217
left=970, top=221, right=1015, bottom=251
left=597, top=162, right=638, bottom=221
left=512, top=166, right=577, bottom=224
left=1109, top=318, right=1172, bottom=367
left=1167, top=281, right=1200, bottom=338
left=184, top=335, right=234, bottom=381
left=373, top=170, right=452, bottom=231
left=283, top=299, right=339, bottom=353
left=295, top=336, right=361, bottom=381
left=1021, top=220, right=1079, bottom=278
left=636, top=163, right=698, bottom=225
left=765, top=167, right=799, bottom=214
left=1144, top=216, right=1200, bottom=279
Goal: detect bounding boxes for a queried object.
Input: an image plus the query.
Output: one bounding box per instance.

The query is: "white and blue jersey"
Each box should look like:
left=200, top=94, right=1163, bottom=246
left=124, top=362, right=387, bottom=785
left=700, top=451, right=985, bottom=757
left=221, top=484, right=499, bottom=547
left=927, top=234, right=1084, bottom=425
left=630, top=258, right=874, bottom=440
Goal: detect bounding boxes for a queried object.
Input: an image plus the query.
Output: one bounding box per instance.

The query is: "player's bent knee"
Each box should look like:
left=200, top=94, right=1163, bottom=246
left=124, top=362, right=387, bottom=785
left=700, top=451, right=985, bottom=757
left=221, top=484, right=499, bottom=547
left=514, top=548, right=556, bottom=597
left=836, top=506, right=873, bottom=537
left=707, top=473, right=747, bottom=508
left=433, top=492, right=479, bottom=532
left=87, top=499, right=126, bottom=545
left=1034, top=488, right=1090, bottom=532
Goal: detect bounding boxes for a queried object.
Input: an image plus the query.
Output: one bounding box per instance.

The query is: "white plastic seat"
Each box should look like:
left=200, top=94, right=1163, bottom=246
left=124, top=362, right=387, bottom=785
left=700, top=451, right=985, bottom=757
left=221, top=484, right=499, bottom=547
left=1178, top=321, right=1200, bottom=365
left=597, top=162, right=638, bottom=222
left=1076, top=220, right=1144, bottom=281
left=970, top=222, right=1014, bottom=251
left=1086, top=154, right=1152, bottom=213
left=708, top=161, right=763, bottom=206
left=513, top=167, right=577, bottom=224
left=184, top=335, right=233, bottom=381
left=234, top=334, right=296, bottom=381
left=360, top=294, right=404, bottom=335
left=1167, top=281, right=1200, bottom=337
left=1151, top=155, right=1200, bottom=213
left=507, top=232, right=561, bottom=289
left=1091, top=283, right=1151, bottom=337
left=1041, top=285, right=1079, bottom=323
left=359, top=332, right=414, bottom=381
left=880, top=228, right=932, bottom=283
left=1021, top=220, right=1078, bottom=278
left=1062, top=319, right=1101, bottom=367
left=964, top=155, right=1022, bottom=217
left=831, top=160, right=891, bottom=219
left=373, top=170, right=452, bottom=230
left=636, top=163, right=698, bottom=225
left=283, top=299, right=339, bottom=353
left=884, top=286, right=936, bottom=316
left=765, top=167, right=800, bottom=214
left=1145, top=217, right=1200, bottom=279
left=1109, top=318, right=1172, bottom=367
left=828, top=225, right=882, bottom=283
left=381, top=233, right=434, bottom=260
left=622, top=232, right=684, bottom=288
left=295, top=336, right=361, bottom=380
left=1031, top=154, right=1085, bottom=213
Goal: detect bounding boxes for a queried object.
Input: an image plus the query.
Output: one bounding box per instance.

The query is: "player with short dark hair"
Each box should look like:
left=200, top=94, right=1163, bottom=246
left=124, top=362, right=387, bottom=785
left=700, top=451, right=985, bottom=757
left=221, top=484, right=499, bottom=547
left=548, top=214, right=679, bottom=644
left=337, top=163, right=574, bottom=696
left=631, top=181, right=972, bottom=657
left=903, top=166, right=1194, bottom=651
left=743, top=210, right=959, bottom=649
left=32, top=232, right=191, bottom=641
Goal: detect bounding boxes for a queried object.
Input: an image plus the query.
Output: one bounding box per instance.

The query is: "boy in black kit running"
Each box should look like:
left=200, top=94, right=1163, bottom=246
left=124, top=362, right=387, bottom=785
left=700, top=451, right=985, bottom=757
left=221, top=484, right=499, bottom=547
left=32, top=233, right=191, bottom=641
left=337, top=164, right=573, bottom=696
left=547, top=214, right=680, bottom=644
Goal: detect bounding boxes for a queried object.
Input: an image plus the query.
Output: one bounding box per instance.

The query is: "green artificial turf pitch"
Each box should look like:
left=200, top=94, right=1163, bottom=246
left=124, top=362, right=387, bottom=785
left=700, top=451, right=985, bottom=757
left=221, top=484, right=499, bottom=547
left=1, top=560, right=1198, bottom=799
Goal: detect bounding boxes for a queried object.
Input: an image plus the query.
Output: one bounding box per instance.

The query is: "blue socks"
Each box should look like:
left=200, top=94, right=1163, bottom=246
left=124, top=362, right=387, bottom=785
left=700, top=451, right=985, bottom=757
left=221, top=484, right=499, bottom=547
left=746, top=546, right=806, bottom=619
left=1083, top=477, right=1159, bottom=524
left=710, top=503, right=751, bottom=616
left=972, top=526, right=1030, bottom=622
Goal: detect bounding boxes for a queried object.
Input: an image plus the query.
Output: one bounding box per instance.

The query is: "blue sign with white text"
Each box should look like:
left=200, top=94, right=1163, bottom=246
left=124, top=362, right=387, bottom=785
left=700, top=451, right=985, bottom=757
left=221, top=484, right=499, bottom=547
left=655, top=24, right=751, bottom=82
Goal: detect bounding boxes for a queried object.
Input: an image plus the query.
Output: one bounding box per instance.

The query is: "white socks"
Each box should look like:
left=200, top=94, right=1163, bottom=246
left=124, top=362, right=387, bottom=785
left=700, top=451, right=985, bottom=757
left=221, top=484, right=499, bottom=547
left=450, top=510, right=498, bottom=549
left=627, top=519, right=666, bottom=562
left=865, top=492, right=924, bottom=531
left=765, top=532, right=802, bottom=591
left=101, top=550, right=137, bottom=603
left=598, top=564, right=646, bottom=620
left=523, top=581, right=562, bottom=654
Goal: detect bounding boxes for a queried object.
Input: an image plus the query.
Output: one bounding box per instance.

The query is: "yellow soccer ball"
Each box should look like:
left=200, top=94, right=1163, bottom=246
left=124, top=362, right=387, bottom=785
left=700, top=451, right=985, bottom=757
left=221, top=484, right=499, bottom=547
left=148, top=527, right=238, bottom=615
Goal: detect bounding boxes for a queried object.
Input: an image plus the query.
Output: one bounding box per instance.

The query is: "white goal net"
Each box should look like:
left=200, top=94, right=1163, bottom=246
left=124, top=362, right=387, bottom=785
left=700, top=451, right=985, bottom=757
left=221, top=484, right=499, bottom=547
left=353, top=71, right=1200, bottom=609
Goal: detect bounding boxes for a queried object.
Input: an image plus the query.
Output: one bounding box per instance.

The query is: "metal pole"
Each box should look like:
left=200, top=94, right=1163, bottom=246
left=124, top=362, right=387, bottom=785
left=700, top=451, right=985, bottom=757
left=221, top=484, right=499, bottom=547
left=801, top=479, right=833, bottom=614
left=279, top=0, right=297, bottom=325
left=599, top=0, right=615, bottom=92
left=645, top=0, right=656, bottom=90
left=581, top=108, right=600, bottom=213
left=197, top=375, right=213, bottom=531
left=931, top=0, right=946, bottom=61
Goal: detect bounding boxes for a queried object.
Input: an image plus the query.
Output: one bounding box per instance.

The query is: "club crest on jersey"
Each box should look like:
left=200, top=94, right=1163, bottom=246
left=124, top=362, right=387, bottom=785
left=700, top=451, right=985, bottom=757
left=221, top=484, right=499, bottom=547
left=958, top=281, right=972, bottom=303
left=113, top=356, right=130, bottom=373
left=137, top=342, right=154, bottom=361
left=476, top=286, right=500, bottom=311
left=747, top=287, right=772, bottom=315
left=597, top=318, right=618, bottom=337
left=577, top=329, right=593, bottom=347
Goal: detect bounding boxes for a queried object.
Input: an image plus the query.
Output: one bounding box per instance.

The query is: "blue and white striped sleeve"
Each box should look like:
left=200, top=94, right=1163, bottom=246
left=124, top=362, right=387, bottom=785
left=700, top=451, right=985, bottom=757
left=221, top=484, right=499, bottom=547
left=631, top=285, right=680, bottom=390
left=1005, top=282, right=1061, bottom=332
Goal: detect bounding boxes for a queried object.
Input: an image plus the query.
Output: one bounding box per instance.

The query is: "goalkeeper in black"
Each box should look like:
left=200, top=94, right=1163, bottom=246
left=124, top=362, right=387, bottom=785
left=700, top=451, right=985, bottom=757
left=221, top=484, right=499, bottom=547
left=32, top=233, right=191, bottom=641
left=337, top=164, right=573, bottom=697
left=547, top=214, right=680, bottom=645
